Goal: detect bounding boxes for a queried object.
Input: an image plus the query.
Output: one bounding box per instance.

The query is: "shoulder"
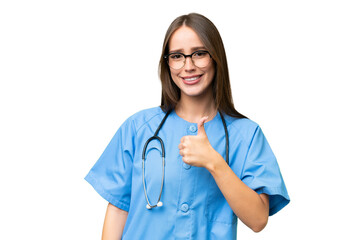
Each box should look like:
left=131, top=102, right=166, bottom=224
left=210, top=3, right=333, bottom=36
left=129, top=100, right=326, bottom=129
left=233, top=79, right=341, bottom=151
left=123, top=106, right=165, bottom=132
left=223, top=115, right=260, bottom=142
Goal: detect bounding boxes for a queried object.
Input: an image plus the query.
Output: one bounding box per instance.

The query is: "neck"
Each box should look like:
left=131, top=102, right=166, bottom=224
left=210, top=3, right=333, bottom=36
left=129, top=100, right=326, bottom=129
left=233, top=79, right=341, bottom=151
left=175, top=91, right=217, bottom=123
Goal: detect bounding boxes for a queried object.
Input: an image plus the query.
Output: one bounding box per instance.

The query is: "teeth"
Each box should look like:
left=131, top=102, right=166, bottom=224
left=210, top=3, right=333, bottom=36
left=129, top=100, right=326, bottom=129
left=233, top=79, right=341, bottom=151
left=184, top=76, right=200, bottom=81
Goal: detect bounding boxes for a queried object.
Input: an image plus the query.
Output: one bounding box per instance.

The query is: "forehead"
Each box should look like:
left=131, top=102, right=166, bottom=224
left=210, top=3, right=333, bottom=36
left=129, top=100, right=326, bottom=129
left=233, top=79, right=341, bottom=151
left=168, top=26, right=204, bottom=52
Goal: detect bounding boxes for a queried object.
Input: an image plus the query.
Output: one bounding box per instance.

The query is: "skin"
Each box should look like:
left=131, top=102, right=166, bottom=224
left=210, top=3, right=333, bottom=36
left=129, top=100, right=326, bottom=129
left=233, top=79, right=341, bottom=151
left=168, top=26, right=216, bottom=122
left=102, top=203, right=128, bottom=240
left=172, top=26, right=270, bottom=232
left=102, top=25, right=269, bottom=239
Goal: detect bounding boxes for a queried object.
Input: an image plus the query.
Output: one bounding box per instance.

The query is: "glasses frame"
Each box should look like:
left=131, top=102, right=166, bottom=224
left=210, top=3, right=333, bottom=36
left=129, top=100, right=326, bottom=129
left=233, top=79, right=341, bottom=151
left=164, top=50, right=212, bottom=70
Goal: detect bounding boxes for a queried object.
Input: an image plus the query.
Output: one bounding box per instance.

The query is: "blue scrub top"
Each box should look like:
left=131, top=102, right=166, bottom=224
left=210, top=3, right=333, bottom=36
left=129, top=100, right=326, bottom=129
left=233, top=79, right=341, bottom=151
left=85, top=107, right=290, bottom=239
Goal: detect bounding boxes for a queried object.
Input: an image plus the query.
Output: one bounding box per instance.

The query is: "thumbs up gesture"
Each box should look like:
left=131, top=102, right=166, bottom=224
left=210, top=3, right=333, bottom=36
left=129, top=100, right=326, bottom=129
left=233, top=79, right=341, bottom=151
left=178, top=116, right=219, bottom=169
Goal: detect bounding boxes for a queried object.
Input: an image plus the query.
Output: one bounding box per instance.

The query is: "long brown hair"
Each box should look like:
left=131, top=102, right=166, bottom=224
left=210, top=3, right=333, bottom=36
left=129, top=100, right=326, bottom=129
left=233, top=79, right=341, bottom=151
left=159, top=13, right=246, bottom=119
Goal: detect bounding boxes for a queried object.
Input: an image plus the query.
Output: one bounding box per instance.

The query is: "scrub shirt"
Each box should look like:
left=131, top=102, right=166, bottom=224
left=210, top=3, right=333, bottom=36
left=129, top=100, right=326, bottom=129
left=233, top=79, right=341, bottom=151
left=85, top=106, right=290, bottom=239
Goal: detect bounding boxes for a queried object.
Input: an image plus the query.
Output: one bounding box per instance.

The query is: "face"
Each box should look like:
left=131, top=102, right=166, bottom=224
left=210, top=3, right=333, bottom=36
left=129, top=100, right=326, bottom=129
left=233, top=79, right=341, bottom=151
left=168, top=26, right=215, bottom=99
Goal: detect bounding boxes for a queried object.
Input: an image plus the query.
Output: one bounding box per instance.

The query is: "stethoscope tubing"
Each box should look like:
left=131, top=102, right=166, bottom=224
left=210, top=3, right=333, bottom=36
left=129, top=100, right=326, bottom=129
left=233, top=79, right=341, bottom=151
left=219, top=111, right=229, bottom=165
left=142, top=110, right=171, bottom=209
left=142, top=109, right=229, bottom=209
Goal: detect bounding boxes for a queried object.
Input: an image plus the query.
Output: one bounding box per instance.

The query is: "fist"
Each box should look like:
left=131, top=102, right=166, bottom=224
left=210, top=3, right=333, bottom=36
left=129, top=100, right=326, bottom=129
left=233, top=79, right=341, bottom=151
left=178, top=116, right=215, bottom=168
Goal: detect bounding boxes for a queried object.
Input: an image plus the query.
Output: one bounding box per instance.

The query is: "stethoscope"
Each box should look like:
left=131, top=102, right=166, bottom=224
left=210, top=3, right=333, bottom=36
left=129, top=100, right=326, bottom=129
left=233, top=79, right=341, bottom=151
left=142, top=109, right=229, bottom=210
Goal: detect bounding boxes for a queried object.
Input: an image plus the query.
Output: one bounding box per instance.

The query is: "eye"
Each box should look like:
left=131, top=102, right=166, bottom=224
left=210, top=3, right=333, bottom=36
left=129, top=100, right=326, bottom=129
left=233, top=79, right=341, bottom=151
left=193, top=51, right=208, bottom=58
left=169, top=53, right=183, bottom=60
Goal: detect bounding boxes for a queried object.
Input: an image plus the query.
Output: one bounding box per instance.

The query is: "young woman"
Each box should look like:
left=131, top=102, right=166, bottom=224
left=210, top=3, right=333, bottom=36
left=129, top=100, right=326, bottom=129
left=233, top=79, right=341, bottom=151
left=85, top=13, right=290, bottom=239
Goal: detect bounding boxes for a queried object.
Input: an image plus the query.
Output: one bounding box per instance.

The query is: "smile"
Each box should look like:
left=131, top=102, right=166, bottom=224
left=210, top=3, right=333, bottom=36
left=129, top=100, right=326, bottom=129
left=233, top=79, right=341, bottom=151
left=181, top=75, right=202, bottom=85
left=184, top=76, right=200, bottom=81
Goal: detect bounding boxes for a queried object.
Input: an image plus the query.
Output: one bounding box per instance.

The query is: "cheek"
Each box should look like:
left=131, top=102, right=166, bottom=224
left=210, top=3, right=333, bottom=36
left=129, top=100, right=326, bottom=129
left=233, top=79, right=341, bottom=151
left=205, top=64, right=215, bottom=82
left=208, top=68, right=215, bottom=81
left=170, top=70, right=177, bottom=79
left=170, top=70, right=181, bottom=85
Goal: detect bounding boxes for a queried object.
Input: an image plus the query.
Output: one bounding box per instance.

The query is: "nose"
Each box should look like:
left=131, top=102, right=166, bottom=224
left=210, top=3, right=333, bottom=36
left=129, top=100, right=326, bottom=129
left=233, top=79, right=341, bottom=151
left=184, top=56, right=196, bottom=71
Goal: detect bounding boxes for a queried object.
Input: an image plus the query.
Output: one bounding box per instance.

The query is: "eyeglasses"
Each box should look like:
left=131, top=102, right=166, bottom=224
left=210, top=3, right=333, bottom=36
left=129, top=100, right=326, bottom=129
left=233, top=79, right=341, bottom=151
left=164, top=50, right=211, bottom=70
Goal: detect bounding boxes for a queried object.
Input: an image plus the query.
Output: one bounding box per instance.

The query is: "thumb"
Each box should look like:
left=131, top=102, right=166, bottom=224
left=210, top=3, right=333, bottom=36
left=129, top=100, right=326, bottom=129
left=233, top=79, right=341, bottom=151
left=197, top=116, right=208, bottom=136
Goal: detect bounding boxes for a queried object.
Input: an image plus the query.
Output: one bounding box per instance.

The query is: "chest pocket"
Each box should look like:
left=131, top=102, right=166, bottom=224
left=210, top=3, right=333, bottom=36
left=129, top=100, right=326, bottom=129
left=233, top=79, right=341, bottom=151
left=205, top=177, right=237, bottom=225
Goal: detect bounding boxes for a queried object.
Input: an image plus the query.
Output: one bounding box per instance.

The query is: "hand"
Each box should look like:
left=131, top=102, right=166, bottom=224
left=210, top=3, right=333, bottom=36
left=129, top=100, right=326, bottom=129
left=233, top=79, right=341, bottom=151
left=178, top=116, right=218, bottom=168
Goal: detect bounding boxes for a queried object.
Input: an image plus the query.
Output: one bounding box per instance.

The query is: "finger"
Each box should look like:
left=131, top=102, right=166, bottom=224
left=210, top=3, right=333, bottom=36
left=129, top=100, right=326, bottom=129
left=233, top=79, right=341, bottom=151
left=179, top=147, right=189, bottom=156
left=178, top=143, right=184, bottom=150
left=197, top=116, right=208, bottom=136
left=181, top=136, right=190, bottom=143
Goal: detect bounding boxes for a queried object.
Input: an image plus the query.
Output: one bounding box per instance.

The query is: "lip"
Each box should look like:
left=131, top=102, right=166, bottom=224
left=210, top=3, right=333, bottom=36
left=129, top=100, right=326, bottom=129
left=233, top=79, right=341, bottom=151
left=181, top=74, right=203, bottom=85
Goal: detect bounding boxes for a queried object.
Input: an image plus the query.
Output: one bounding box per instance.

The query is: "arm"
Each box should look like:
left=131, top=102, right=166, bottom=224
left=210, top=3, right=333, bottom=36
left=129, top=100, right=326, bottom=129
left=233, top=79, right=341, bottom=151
left=179, top=117, right=269, bottom=232
left=206, top=152, right=269, bottom=232
left=102, top=203, right=128, bottom=240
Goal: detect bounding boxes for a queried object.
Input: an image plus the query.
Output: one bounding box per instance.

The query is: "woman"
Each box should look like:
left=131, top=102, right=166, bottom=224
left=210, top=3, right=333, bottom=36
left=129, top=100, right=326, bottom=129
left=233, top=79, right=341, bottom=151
left=85, top=13, right=290, bottom=239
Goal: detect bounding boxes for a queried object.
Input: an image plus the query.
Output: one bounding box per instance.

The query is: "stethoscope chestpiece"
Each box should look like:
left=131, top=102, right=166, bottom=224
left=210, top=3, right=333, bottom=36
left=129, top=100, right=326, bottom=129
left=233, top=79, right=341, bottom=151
left=146, top=201, right=163, bottom=210
left=142, top=110, right=229, bottom=211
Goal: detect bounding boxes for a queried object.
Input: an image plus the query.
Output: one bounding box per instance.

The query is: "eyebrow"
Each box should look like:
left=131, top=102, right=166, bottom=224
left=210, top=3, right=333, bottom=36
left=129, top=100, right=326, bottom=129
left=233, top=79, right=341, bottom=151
left=169, top=46, right=207, bottom=53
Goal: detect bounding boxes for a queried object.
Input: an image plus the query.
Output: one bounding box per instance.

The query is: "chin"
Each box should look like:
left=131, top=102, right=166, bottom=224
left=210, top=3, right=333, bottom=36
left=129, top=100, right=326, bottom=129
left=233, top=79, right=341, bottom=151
left=181, top=85, right=212, bottom=98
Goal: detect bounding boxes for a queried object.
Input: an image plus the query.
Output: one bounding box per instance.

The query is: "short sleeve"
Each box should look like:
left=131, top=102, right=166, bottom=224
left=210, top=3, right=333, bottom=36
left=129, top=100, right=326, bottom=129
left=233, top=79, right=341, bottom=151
left=84, top=118, right=135, bottom=212
left=241, top=126, right=290, bottom=216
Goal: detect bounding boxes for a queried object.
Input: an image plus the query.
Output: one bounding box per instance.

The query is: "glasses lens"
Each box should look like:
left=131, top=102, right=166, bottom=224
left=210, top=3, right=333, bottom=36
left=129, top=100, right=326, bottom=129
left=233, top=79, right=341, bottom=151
left=192, top=51, right=210, bottom=68
left=167, top=53, right=185, bottom=70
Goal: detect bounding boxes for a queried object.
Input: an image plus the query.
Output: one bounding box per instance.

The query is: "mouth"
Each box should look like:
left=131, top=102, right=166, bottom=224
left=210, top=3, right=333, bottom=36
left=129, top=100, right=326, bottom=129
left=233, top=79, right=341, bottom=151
left=181, top=75, right=203, bottom=85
